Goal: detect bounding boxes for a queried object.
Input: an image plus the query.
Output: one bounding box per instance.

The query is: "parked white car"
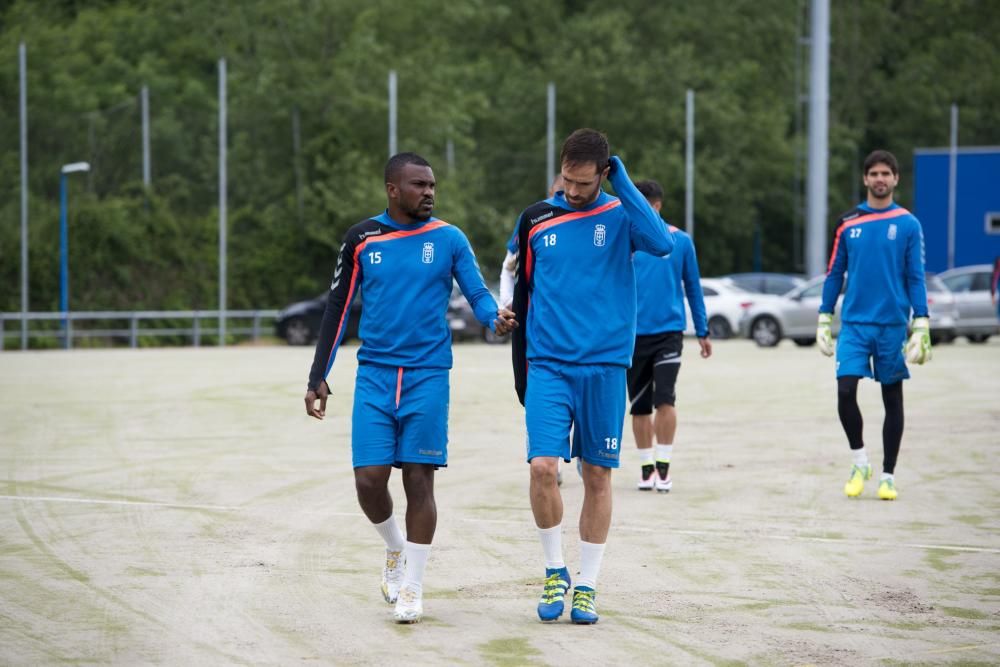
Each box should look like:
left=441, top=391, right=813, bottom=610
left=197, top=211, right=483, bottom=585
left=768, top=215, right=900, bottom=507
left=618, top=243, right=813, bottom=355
left=738, top=274, right=958, bottom=347
left=937, top=264, right=998, bottom=343
left=682, top=277, right=772, bottom=339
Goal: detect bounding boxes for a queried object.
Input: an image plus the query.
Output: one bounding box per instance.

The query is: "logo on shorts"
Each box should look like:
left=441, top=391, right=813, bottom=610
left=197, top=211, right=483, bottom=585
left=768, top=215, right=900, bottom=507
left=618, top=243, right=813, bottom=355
left=594, top=224, right=606, bottom=247
left=887, top=224, right=897, bottom=240
left=418, top=448, right=442, bottom=457
left=422, top=242, right=435, bottom=264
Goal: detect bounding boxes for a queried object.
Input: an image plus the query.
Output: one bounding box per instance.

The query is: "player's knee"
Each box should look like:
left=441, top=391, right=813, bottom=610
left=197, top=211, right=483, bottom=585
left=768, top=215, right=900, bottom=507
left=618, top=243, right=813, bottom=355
left=581, top=465, right=612, bottom=496
left=529, top=457, right=559, bottom=485
left=837, top=377, right=859, bottom=402
left=354, top=471, right=386, bottom=500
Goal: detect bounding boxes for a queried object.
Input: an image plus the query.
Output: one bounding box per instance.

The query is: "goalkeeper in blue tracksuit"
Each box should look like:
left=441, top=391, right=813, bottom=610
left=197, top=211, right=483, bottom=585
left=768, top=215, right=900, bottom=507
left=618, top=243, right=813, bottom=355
left=510, top=129, right=674, bottom=625
left=303, top=152, right=516, bottom=623
left=816, top=149, right=930, bottom=502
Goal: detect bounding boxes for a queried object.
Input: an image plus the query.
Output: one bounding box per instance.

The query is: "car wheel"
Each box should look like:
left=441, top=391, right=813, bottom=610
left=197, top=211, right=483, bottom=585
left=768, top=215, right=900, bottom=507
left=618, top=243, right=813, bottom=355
left=792, top=338, right=816, bottom=347
left=966, top=334, right=990, bottom=344
left=482, top=326, right=511, bottom=345
left=751, top=316, right=782, bottom=347
left=708, top=316, right=732, bottom=340
left=284, top=317, right=312, bottom=346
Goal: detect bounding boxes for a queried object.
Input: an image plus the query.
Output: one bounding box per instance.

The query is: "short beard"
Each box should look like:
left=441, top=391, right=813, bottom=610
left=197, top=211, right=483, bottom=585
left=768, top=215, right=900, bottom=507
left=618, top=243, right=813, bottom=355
left=868, top=184, right=894, bottom=200
left=405, top=206, right=433, bottom=221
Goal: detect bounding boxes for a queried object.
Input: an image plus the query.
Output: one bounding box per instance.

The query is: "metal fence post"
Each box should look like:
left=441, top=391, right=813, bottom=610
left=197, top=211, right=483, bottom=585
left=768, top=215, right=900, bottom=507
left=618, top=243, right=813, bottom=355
left=252, top=312, right=261, bottom=341
left=193, top=312, right=201, bottom=347
left=0, top=314, right=5, bottom=351
left=66, top=318, right=73, bottom=349
left=130, top=313, right=139, bottom=348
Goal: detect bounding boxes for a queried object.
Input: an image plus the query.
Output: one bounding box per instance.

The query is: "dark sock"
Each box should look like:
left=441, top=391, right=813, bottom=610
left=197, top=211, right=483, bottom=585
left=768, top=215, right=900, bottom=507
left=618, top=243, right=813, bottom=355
left=881, top=381, right=904, bottom=474
left=837, top=376, right=864, bottom=450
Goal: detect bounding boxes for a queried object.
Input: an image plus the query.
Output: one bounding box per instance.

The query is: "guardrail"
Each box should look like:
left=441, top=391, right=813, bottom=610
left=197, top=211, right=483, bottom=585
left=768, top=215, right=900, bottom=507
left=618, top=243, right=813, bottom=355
left=0, top=310, right=280, bottom=351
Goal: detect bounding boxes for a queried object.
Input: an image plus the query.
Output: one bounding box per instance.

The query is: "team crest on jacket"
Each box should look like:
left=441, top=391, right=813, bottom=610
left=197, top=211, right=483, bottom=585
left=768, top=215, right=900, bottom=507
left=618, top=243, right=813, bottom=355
left=887, top=224, right=897, bottom=240
left=594, top=224, right=606, bottom=247
left=422, top=242, right=435, bottom=264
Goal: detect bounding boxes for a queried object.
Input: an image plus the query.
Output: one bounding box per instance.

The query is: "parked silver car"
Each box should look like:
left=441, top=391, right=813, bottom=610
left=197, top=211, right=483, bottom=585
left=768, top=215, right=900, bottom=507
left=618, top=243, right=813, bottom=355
left=937, top=264, right=999, bottom=343
left=739, top=275, right=958, bottom=347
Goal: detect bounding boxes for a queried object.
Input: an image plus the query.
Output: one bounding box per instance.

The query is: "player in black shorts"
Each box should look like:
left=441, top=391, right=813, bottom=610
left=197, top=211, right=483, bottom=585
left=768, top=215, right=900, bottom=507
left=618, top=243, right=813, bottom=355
left=627, top=181, right=711, bottom=492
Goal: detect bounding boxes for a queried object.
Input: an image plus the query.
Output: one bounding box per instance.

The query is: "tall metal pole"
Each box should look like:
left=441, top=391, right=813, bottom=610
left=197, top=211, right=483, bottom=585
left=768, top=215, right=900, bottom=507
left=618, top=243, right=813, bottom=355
left=292, top=105, right=303, bottom=224
left=947, top=104, right=958, bottom=270
left=141, top=85, right=151, bottom=187
left=19, top=43, right=28, bottom=349
left=546, top=82, right=556, bottom=192
left=218, top=58, right=227, bottom=346
left=806, top=0, right=830, bottom=276
left=685, top=89, right=695, bottom=239
left=388, top=70, right=397, bottom=158
left=59, top=173, right=68, bottom=318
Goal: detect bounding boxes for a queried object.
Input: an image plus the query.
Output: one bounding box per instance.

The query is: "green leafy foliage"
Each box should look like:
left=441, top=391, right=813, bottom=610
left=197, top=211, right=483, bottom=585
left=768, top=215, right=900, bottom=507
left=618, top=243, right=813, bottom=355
left=1, top=0, right=998, bottom=313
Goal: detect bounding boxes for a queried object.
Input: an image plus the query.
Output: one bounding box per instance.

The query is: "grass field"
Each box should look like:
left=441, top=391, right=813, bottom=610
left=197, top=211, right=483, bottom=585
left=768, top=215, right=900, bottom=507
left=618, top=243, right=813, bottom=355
left=1, top=339, right=998, bottom=665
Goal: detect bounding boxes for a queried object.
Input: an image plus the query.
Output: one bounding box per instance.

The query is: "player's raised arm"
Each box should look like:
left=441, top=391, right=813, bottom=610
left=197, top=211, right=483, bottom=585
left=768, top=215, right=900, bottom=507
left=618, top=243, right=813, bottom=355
left=607, top=156, right=674, bottom=257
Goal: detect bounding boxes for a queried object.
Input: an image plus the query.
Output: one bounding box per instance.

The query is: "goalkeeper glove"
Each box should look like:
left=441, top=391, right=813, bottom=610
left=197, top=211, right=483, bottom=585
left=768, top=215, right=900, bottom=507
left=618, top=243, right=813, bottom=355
left=905, top=316, right=932, bottom=364
left=816, top=313, right=834, bottom=356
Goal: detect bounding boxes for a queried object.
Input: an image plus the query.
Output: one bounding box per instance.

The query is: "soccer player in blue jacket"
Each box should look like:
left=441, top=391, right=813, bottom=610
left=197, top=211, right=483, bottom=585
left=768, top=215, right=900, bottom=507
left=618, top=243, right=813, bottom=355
left=629, top=180, right=712, bottom=493
left=510, top=129, right=674, bottom=624
left=303, top=153, right=516, bottom=623
left=816, top=149, right=931, bottom=501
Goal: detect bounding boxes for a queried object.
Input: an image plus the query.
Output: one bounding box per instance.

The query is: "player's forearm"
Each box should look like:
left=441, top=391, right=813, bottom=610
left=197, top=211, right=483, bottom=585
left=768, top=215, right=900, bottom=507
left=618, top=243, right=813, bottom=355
left=609, top=156, right=673, bottom=256
left=307, top=290, right=349, bottom=390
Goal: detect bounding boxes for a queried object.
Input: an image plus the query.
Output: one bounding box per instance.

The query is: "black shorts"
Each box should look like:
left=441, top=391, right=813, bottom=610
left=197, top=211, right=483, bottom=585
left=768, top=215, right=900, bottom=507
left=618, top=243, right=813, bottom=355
left=627, top=331, right=683, bottom=415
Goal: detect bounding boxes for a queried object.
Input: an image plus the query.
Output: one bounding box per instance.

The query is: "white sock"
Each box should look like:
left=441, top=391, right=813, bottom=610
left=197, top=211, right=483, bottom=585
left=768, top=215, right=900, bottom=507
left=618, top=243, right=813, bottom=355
left=880, top=472, right=894, bottom=482
left=852, top=448, right=869, bottom=467
left=401, top=541, right=431, bottom=595
left=576, top=540, right=606, bottom=590
left=638, top=448, right=655, bottom=465
left=537, top=524, right=565, bottom=569
left=655, top=444, right=673, bottom=463
left=372, top=515, right=406, bottom=552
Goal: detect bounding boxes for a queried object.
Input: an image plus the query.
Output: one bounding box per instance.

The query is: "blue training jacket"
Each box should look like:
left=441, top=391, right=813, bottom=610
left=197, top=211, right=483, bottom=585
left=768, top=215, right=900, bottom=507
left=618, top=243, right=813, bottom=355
left=820, top=202, right=928, bottom=325
left=306, top=211, right=498, bottom=390
left=510, top=156, right=674, bottom=402
left=634, top=225, right=708, bottom=337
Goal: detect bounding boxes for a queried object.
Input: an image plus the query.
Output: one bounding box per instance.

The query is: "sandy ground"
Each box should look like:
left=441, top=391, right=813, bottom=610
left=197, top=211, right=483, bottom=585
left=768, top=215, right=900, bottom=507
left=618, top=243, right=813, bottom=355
left=1, top=338, right=998, bottom=666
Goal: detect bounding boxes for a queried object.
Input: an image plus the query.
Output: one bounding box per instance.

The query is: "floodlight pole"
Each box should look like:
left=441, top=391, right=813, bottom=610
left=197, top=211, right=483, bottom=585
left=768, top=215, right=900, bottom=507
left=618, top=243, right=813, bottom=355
left=19, top=43, right=29, bottom=349
left=59, top=162, right=91, bottom=349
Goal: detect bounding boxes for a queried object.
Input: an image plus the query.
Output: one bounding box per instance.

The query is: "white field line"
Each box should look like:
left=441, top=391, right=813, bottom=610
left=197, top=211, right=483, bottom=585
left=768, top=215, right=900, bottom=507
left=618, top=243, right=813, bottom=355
left=0, top=494, right=239, bottom=512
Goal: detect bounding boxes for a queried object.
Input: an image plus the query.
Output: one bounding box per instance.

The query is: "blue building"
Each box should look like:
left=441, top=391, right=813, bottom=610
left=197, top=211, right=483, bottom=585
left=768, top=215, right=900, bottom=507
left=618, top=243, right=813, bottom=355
left=913, top=146, right=1000, bottom=272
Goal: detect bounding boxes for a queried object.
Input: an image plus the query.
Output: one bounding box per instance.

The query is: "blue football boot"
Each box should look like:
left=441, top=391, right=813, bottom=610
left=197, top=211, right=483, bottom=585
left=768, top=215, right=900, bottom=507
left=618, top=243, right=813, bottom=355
left=570, top=586, right=598, bottom=624
left=537, top=567, right=571, bottom=621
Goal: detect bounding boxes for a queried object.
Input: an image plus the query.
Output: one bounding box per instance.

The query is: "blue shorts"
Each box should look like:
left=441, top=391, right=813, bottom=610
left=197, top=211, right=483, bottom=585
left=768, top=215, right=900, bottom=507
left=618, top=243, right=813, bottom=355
left=836, top=323, right=909, bottom=384
left=524, top=360, right=626, bottom=468
left=351, top=364, right=449, bottom=468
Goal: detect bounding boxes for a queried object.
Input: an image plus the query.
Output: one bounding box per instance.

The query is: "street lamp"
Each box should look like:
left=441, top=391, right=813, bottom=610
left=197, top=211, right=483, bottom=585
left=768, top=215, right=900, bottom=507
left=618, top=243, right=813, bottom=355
left=59, top=161, right=90, bottom=347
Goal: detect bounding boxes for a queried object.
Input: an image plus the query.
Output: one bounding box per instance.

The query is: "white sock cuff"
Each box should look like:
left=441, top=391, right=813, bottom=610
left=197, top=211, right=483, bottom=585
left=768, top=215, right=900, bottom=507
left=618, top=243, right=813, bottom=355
left=655, top=444, right=673, bottom=462
left=852, top=447, right=869, bottom=466
left=537, top=524, right=564, bottom=569
left=638, top=448, right=655, bottom=465
left=405, top=540, right=432, bottom=553
left=373, top=515, right=406, bottom=551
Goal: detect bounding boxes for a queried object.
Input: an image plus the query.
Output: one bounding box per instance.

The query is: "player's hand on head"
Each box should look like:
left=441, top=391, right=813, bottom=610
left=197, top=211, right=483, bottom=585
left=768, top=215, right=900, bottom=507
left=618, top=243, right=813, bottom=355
left=305, top=380, right=330, bottom=420
left=606, top=155, right=620, bottom=177
left=816, top=313, right=835, bottom=357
